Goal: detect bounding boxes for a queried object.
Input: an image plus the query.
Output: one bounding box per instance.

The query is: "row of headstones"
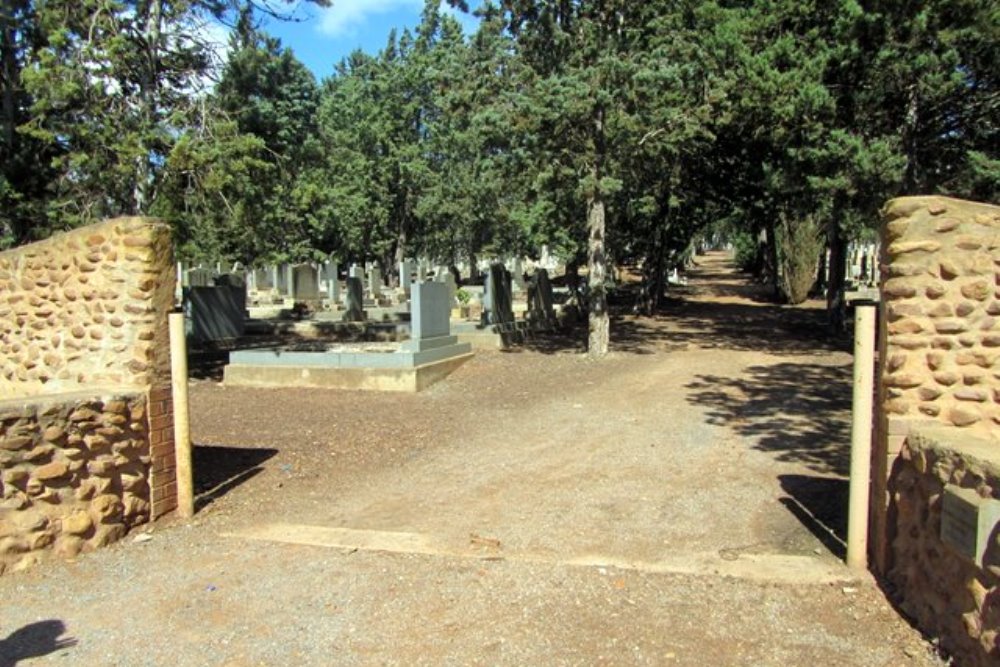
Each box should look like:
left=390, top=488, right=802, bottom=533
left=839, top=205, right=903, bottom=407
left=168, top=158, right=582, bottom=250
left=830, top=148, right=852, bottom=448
left=845, top=242, right=880, bottom=286
left=183, top=261, right=445, bottom=304
left=182, top=259, right=557, bottom=335
left=181, top=250, right=565, bottom=302
left=482, top=263, right=556, bottom=329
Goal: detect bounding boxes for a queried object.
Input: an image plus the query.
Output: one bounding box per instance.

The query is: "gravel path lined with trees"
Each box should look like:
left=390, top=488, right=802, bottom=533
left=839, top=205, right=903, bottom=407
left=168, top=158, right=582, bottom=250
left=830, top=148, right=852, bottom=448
left=0, top=253, right=946, bottom=666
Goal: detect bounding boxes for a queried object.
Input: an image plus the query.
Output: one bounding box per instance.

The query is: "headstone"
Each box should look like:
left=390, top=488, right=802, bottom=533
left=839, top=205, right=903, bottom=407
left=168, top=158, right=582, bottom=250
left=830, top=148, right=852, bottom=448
left=367, top=264, right=383, bottom=300
left=271, top=266, right=281, bottom=294
left=292, top=264, right=320, bottom=301
left=284, top=264, right=295, bottom=297
left=483, top=263, right=514, bottom=326
left=342, top=277, right=364, bottom=322
left=510, top=257, right=526, bottom=293
left=410, top=281, right=451, bottom=341
left=275, top=265, right=290, bottom=295
left=254, top=267, right=274, bottom=291
left=399, top=259, right=415, bottom=296
left=324, top=260, right=340, bottom=302
left=527, top=268, right=556, bottom=324
left=436, top=268, right=458, bottom=307
left=401, top=281, right=458, bottom=353
left=186, top=267, right=214, bottom=287
left=187, top=285, right=246, bottom=342
left=215, top=272, right=245, bottom=288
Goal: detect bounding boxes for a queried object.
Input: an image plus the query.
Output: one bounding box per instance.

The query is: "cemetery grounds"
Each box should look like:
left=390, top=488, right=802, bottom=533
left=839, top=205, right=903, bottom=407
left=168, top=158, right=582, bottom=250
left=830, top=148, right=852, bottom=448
left=0, top=252, right=949, bottom=666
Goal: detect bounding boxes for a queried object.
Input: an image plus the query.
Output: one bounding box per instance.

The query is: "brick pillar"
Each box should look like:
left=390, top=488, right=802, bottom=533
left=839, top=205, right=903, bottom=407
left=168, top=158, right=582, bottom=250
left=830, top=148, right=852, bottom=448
left=147, top=383, right=177, bottom=518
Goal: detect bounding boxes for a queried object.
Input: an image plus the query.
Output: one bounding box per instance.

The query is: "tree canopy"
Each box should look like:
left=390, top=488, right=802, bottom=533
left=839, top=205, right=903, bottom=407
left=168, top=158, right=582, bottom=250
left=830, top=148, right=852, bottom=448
left=0, top=0, right=996, bottom=354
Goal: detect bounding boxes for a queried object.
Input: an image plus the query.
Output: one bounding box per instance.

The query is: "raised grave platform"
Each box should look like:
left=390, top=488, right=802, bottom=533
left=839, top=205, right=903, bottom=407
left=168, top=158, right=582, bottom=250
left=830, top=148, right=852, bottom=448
left=223, top=283, right=472, bottom=392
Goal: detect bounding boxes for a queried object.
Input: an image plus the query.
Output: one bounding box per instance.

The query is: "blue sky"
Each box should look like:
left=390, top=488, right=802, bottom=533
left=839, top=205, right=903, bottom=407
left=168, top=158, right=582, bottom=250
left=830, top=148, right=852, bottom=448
left=258, top=1, right=481, bottom=81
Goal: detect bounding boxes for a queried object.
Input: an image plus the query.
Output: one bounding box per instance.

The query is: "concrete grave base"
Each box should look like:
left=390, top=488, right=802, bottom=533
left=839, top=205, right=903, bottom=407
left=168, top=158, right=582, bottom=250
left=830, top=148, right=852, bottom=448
left=223, top=336, right=472, bottom=392
left=223, top=352, right=473, bottom=392
left=452, top=320, right=554, bottom=350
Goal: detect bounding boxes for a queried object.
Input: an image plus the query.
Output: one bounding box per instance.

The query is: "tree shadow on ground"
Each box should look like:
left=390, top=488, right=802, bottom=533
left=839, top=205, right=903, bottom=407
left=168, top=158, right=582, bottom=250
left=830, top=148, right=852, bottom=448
left=686, top=361, right=852, bottom=475
left=193, top=445, right=278, bottom=512
left=612, top=299, right=848, bottom=356
left=779, top=474, right=848, bottom=559
left=516, top=328, right=588, bottom=354
left=0, top=620, right=76, bottom=667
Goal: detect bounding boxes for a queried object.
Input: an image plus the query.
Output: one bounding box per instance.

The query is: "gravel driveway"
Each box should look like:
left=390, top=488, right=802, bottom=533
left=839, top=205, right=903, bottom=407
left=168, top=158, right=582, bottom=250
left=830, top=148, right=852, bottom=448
left=0, top=253, right=946, bottom=666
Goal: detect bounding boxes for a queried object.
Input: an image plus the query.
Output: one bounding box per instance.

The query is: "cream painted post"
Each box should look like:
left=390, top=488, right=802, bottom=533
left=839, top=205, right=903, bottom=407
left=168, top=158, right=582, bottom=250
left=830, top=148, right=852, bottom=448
left=169, top=312, right=194, bottom=518
left=847, top=303, right=877, bottom=570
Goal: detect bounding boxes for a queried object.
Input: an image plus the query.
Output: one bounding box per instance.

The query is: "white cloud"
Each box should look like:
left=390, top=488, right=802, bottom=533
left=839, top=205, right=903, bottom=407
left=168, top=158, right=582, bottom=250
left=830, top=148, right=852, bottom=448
left=317, top=0, right=423, bottom=37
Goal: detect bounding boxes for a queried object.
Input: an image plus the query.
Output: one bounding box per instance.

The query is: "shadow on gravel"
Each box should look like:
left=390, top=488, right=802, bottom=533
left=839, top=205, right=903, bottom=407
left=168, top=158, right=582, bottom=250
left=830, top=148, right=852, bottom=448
left=0, top=620, right=76, bottom=666
left=685, top=362, right=852, bottom=475
left=517, top=330, right=588, bottom=355
left=779, top=475, right=848, bottom=558
left=193, top=445, right=278, bottom=512
left=612, top=300, right=848, bottom=356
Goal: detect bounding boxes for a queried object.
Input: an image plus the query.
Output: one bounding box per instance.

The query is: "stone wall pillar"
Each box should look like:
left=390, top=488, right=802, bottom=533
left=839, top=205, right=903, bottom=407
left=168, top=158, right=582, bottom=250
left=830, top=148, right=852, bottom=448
left=0, top=216, right=178, bottom=570
left=873, top=196, right=1000, bottom=573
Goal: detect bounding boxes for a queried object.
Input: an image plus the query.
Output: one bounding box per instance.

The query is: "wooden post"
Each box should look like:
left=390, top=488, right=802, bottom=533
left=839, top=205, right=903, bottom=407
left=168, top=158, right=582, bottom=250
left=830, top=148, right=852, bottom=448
left=847, top=303, right=877, bottom=570
left=169, top=312, right=194, bottom=518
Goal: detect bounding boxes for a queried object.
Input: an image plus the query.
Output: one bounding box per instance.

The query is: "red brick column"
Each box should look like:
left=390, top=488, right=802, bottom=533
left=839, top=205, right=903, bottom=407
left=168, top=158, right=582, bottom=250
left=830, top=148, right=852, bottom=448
left=147, top=383, right=177, bottom=518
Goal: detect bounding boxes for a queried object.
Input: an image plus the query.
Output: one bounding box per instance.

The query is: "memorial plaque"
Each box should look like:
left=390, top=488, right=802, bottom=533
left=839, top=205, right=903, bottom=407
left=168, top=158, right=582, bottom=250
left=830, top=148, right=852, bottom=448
left=940, top=484, right=1000, bottom=567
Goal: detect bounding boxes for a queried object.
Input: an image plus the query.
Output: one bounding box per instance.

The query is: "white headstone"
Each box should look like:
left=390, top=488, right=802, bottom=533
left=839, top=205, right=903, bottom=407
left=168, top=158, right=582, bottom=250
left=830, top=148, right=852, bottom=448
left=399, top=259, right=415, bottom=296
left=324, top=260, right=340, bottom=302
left=367, top=265, right=383, bottom=300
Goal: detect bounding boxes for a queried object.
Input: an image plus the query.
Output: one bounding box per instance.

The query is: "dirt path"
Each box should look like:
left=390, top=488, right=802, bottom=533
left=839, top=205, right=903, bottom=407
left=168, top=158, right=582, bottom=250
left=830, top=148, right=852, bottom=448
left=0, top=252, right=945, bottom=666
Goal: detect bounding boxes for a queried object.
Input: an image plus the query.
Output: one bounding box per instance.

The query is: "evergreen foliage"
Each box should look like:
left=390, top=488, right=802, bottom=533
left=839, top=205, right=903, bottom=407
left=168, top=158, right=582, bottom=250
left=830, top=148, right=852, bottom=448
left=0, top=0, right=995, bottom=347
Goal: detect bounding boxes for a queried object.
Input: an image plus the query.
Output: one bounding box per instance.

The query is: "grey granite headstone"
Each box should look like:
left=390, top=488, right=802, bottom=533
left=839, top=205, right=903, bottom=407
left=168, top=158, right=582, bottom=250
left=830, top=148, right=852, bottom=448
left=528, top=268, right=556, bottom=323
left=292, top=264, right=320, bottom=301
left=399, top=259, right=414, bottom=296
left=401, top=281, right=459, bottom=353
left=342, top=276, right=365, bottom=322
left=510, top=258, right=526, bottom=293
left=367, top=265, right=383, bottom=300
left=275, top=264, right=290, bottom=295
left=411, top=281, right=451, bottom=341
left=483, top=263, right=514, bottom=326
left=324, top=260, right=340, bottom=302
left=188, top=285, right=246, bottom=342
left=215, top=272, right=245, bottom=288
left=284, top=264, right=295, bottom=297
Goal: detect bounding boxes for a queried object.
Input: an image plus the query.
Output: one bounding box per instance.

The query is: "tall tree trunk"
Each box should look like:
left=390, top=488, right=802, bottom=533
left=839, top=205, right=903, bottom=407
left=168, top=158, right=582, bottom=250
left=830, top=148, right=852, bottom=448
left=587, top=103, right=609, bottom=357
left=826, top=221, right=847, bottom=333
left=764, top=218, right=780, bottom=301
left=637, top=221, right=665, bottom=316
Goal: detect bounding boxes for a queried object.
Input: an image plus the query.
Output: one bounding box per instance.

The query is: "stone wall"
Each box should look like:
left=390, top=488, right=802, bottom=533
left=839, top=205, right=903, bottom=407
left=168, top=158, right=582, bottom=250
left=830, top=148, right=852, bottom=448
left=875, top=196, right=1000, bottom=664
left=0, top=392, right=150, bottom=574
left=889, top=429, right=1000, bottom=666
left=0, top=217, right=173, bottom=397
left=0, top=218, right=177, bottom=573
